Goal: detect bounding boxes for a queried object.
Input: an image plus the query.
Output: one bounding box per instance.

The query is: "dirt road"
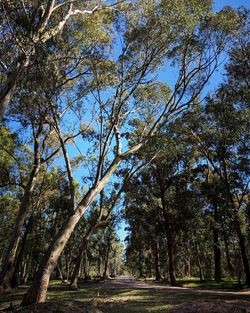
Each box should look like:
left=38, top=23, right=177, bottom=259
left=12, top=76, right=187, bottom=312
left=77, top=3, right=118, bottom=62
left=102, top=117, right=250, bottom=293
left=91, top=276, right=250, bottom=296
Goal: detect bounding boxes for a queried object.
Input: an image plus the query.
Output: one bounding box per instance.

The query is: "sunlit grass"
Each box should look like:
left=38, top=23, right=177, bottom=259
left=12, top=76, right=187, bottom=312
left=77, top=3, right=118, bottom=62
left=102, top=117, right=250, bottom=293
left=176, top=277, right=242, bottom=290
left=146, top=304, right=174, bottom=312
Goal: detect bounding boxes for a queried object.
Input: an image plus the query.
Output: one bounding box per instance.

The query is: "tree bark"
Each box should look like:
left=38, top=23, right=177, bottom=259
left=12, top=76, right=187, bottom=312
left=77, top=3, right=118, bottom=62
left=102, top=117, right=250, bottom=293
left=70, top=236, right=92, bottom=287
left=0, top=165, right=40, bottom=290
left=184, top=259, right=191, bottom=278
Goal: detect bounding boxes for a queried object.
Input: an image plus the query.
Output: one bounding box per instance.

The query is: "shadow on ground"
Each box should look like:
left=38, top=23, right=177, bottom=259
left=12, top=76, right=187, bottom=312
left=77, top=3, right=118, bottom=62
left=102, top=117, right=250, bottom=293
left=0, top=279, right=250, bottom=313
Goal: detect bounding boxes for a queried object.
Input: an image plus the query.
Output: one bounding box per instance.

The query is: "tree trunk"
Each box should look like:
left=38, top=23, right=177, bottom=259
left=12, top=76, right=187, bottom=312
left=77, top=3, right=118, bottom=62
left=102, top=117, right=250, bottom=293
left=57, top=262, right=64, bottom=281
left=213, top=205, right=221, bottom=282
left=213, top=228, right=221, bottom=282
left=21, top=158, right=121, bottom=305
left=139, top=248, right=144, bottom=278
left=70, top=250, right=84, bottom=288
left=0, top=56, right=30, bottom=121
left=236, top=220, right=250, bottom=285
left=21, top=260, right=28, bottom=284
left=157, top=166, right=175, bottom=285
left=184, top=259, right=191, bottom=278
left=167, top=237, right=176, bottom=286
left=154, top=234, right=161, bottom=281
left=102, top=236, right=111, bottom=280
left=11, top=214, right=34, bottom=288
left=194, top=240, right=203, bottom=282
left=70, top=218, right=104, bottom=287
left=21, top=189, right=95, bottom=304
left=223, top=234, right=234, bottom=276
left=221, top=159, right=250, bottom=285
left=98, top=248, right=102, bottom=277
left=0, top=165, right=39, bottom=290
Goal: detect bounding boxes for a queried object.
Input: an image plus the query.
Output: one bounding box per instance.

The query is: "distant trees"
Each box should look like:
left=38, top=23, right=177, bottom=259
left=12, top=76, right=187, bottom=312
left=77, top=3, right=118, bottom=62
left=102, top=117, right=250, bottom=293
left=124, top=124, right=200, bottom=284
left=124, top=10, right=250, bottom=284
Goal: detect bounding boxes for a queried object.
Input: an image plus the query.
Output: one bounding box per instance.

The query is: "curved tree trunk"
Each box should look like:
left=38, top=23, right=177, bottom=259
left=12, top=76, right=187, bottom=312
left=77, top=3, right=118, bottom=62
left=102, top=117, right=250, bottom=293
left=0, top=165, right=40, bottom=290
left=21, top=157, right=121, bottom=306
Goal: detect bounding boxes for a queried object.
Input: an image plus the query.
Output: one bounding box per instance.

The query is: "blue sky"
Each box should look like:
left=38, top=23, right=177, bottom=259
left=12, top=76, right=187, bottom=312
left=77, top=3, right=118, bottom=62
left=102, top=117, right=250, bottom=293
left=214, top=0, right=250, bottom=10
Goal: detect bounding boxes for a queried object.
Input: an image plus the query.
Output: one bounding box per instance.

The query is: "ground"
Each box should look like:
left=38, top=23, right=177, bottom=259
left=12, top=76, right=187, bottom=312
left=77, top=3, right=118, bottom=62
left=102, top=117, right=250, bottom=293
left=0, top=277, right=250, bottom=313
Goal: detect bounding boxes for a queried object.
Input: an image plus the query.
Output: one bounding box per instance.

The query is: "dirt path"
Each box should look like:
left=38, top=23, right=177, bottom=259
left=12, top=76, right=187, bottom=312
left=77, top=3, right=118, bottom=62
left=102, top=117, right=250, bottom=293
left=94, top=276, right=250, bottom=296
left=83, top=276, right=250, bottom=313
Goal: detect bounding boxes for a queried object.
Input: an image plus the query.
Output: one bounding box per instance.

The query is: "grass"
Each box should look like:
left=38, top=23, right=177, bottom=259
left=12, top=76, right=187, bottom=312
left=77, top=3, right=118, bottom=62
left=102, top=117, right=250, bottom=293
left=0, top=278, right=249, bottom=313
left=176, top=277, right=243, bottom=290
left=93, top=288, right=250, bottom=313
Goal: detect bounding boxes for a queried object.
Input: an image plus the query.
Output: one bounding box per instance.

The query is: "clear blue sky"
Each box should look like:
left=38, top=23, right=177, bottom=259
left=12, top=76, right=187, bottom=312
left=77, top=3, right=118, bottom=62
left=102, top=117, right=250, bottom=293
left=214, top=0, right=250, bottom=10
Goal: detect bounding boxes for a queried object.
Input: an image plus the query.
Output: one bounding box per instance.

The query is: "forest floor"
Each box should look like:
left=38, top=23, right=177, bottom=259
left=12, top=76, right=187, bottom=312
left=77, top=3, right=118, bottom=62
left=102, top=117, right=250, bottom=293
left=0, top=276, right=250, bottom=313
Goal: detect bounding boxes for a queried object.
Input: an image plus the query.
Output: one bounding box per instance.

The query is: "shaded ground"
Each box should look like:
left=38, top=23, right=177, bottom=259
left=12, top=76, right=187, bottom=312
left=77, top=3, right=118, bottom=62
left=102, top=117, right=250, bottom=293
left=0, top=277, right=249, bottom=313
